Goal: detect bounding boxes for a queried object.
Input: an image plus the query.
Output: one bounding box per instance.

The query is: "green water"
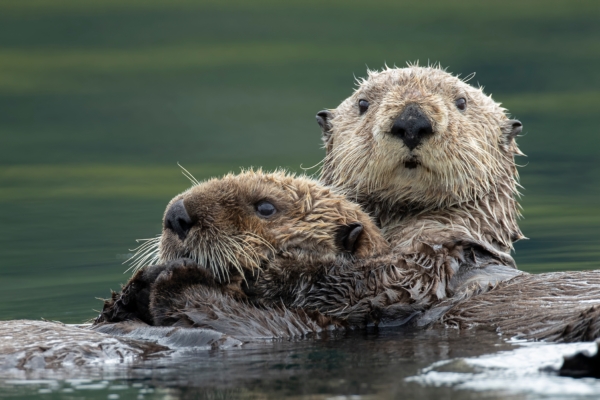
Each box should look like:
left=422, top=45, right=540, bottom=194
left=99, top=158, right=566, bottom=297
left=1, top=1, right=600, bottom=398
left=1, top=0, right=599, bottom=323
left=0, top=0, right=600, bottom=399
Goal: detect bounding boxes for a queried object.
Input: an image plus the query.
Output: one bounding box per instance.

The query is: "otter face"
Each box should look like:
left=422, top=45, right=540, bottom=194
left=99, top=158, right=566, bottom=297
left=129, top=170, right=389, bottom=281
left=319, top=66, right=523, bottom=210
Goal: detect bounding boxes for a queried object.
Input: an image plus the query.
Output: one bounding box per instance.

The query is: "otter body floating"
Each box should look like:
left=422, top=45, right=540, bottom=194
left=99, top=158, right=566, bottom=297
left=92, top=171, right=521, bottom=340
left=0, top=319, right=243, bottom=374
left=97, top=68, right=600, bottom=344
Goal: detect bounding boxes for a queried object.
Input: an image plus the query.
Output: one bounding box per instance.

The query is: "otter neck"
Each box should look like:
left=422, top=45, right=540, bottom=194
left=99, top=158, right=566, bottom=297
left=360, top=185, right=523, bottom=255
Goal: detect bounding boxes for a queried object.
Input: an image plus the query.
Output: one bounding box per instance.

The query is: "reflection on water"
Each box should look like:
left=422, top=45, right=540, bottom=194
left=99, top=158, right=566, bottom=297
left=3, top=327, right=600, bottom=399
left=1, top=0, right=599, bottom=398
left=0, top=328, right=519, bottom=399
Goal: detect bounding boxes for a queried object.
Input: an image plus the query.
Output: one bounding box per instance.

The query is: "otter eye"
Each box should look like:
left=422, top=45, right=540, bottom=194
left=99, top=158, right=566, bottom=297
left=358, top=99, right=370, bottom=115
left=455, top=97, right=467, bottom=111
left=256, top=201, right=277, bottom=218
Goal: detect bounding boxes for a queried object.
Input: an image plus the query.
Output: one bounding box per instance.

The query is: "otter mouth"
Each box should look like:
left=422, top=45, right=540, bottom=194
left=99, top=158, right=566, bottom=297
left=404, top=158, right=421, bottom=169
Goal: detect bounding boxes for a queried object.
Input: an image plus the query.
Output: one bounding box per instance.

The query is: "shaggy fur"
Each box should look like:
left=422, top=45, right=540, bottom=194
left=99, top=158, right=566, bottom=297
left=440, top=271, right=600, bottom=342
left=95, top=171, right=519, bottom=338
left=95, top=69, right=600, bottom=343
left=319, top=65, right=524, bottom=261
left=95, top=170, right=390, bottom=329
left=147, top=258, right=343, bottom=339
left=131, top=169, right=390, bottom=280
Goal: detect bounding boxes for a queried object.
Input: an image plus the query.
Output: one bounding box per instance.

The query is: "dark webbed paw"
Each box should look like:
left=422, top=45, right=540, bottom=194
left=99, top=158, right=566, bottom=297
left=94, top=258, right=201, bottom=325
left=94, top=267, right=156, bottom=325
left=96, top=258, right=248, bottom=327
left=154, top=258, right=215, bottom=293
left=150, top=259, right=221, bottom=326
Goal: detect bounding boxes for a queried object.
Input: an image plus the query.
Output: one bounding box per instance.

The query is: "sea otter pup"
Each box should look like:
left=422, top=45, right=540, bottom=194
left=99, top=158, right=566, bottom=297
left=95, top=170, right=389, bottom=336
left=316, top=66, right=524, bottom=279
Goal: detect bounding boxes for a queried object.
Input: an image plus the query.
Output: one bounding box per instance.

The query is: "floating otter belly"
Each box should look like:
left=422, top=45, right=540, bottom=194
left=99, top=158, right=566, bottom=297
left=0, top=319, right=246, bottom=373
left=439, top=270, right=600, bottom=342
left=0, top=320, right=167, bottom=371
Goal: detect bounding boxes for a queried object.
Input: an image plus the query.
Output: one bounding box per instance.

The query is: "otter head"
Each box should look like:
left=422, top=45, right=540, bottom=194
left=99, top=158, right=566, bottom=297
left=318, top=66, right=524, bottom=214
left=129, top=170, right=389, bottom=281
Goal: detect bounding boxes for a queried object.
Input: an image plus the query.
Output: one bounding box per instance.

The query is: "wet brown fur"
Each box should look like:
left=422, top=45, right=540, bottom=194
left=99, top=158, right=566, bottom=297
left=95, top=170, right=391, bottom=333
left=95, top=171, right=520, bottom=339
left=320, top=65, right=525, bottom=260
left=311, top=66, right=600, bottom=342
left=440, top=270, right=600, bottom=342
left=156, top=169, right=389, bottom=280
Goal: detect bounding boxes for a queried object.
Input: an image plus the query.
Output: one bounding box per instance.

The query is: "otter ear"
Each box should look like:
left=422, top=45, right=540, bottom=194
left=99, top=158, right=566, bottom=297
left=336, top=222, right=363, bottom=253
left=503, top=119, right=523, bottom=141
left=316, top=110, right=334, bottom=147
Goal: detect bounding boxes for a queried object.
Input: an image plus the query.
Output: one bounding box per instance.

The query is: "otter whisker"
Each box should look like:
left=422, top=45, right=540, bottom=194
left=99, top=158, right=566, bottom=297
left=209, top=244, right=227, bottom=282
left=244, top=232, right=276, bottom=254
left=220, top=236, right=246, bottom=277
left=125, top=236, right=161, bottom=273
left=178, top=163, right=200, bottom=186
left=300, top=159, right=325, bottom=178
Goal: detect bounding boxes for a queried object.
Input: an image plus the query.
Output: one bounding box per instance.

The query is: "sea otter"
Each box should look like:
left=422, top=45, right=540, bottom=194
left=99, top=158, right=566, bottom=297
left=95, top=170, right=390, bottom=336
left=311, top=66, right=600, bottom=341
left=97, top=68, right=600, bottom=343
left=316, top=66, right=524, bottom=271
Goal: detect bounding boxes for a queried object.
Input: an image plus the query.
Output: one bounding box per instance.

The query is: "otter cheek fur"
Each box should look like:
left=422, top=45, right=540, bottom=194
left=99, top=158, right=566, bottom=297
left=319, top=66, right=524, bottom=255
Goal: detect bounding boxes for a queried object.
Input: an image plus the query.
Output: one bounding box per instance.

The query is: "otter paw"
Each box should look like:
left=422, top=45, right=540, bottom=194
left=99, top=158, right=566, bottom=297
left=95, top=269, right=153, bottom=325
left=163, top=257, right=200, bottom=273
left=138, top=258, right=199, bottom=285
left=154, top=258, right=216, bottom=289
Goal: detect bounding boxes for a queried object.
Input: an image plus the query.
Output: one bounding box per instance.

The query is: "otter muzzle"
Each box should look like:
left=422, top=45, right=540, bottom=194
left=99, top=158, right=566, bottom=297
left=390, top=104, right=433, bottom=151
left=164, top=199, right=194, bottom=240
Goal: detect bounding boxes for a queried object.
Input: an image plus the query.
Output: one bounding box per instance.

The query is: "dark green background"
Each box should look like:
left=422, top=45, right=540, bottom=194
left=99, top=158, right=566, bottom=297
left=1, top=0, right=599, bottom=323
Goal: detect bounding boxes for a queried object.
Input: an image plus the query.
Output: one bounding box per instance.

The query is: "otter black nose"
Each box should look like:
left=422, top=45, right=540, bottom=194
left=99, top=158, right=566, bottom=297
left=390, top=104, right=433, bottom=151
left=164, top=199, right=193, bottom=241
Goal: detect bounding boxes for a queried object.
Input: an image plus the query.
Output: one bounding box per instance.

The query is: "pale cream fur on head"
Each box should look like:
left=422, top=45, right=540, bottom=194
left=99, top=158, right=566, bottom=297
left=321, top=65, right=525, bottom=252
